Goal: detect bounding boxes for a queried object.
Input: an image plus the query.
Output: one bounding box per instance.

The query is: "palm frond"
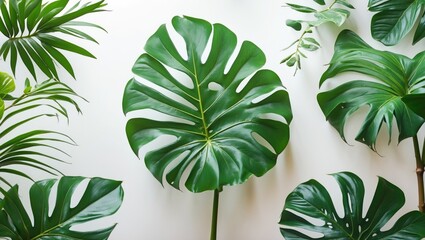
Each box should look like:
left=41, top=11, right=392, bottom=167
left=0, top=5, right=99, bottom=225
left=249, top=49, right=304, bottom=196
left=0, top=0, right=107, bottom=81
left=0, top=78, right=81, bottom=188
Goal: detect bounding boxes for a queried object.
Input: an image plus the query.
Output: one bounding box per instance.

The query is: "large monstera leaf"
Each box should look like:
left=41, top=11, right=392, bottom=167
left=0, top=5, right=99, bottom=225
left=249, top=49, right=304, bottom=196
left=403, top=93, right=425, bottom=119
left=318, top=30, right=425, bottom=150
left=369, top=0, right=425, bottom=45
left=279, top=172, right=425, bottom=239
left=123, top=16, right=292, bottom=193
left=0, top=176, right=123, bottom=239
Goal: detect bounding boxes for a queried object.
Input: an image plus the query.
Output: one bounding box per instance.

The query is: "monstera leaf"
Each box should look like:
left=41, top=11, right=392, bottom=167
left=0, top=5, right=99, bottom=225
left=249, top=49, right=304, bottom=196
left=369, top=0, right=425, bottom=45
left=123, top=16, right=292, bottom=193
left=403, top=94, right=425, bottom=119
left=0, top=176, right=123, bottom=239
left=0, top=0, right=106, bottom=80
left=318, top=30, right=425, bottom=150
left=279, top=172, right=425, bottom=239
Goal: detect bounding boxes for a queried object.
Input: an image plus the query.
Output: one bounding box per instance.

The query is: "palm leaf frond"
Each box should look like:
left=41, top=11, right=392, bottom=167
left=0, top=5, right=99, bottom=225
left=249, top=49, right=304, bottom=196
left=0, top=0, right=107, bottom=81
left=0, top=78, right=81, bottom=188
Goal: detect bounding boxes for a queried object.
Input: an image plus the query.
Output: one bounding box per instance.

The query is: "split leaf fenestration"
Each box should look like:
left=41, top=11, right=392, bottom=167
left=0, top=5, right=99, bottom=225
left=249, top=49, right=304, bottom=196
left=123, top=16, right=292, bottom=193
left=369, top=0, right=425, bottom=46
left=0, top=0, right=107, bottom=81
left=279, top=172, right=425, bottom=239
left=318, top=30, right=425, bottom=150
left=0, top=176, right=123, bottom=239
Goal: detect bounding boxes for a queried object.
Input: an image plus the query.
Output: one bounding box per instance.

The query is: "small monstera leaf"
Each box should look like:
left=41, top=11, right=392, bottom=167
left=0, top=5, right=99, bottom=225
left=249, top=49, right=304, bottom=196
left=369, top=0, right=425, bottom=45
left=279, top=172, right=425, bottom=239
left=123, top=16, right=292, bottom=193
left=318, top=30, right=425, bottom=150
left=0, top=176, right=123, bottom=239
left=0, top=71, right=15, bottom=119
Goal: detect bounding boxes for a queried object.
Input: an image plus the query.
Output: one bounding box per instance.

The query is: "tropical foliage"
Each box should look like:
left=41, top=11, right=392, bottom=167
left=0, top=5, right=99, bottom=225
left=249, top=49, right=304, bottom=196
left=0, top=176, right=123, bottom=239
left=279, top=172, right=425, bottom=239
left=123, top=15, right=292, bottom=193
left=0, top=0, right=107, bottom=80
left=282, top=0, right=354, bottom=74
left=369, top=0, right=425, bottom=46
left=0, top=74, right=81, bottom=188
left=0, top=1, right=123, bottom=239
left=318, top=30, right=425, bottom=150
left=317, top=29, right=425, bottom=213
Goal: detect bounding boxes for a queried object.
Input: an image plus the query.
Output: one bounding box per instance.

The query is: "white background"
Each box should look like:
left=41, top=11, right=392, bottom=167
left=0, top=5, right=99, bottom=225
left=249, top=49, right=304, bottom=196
left=6, top=0, right=425, bottom=239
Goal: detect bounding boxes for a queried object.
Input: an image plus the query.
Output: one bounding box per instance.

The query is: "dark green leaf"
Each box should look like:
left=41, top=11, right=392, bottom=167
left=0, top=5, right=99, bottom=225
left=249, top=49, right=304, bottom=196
left=15, top=40, right=36, bottom=79
left=38, top=33, right=95, bottom=58
left=369, top=0, right=425, bottom=46
left=403, top=94, right=425, bottom=119
left=0, top=3, right=12, bottom=36
left=26, top=0, right=41, bottom=33
left=318, top=30, right=425, bottom=150
left=336, top=0, right=355, bottom=9
left=8, top=0, right=19, bottom=36
left=287, top=3, right=317, bottom=13
left=286, top=19, right=302, bottom=31
left=280, top=172, right=425, bottom=239
left=123, top=16, right=292, bottom=193
left=413, top=11, right=425, bottom=44
left=42, top=43, right=75, bottom=78
left=0, top=79, right=81, bottom=185
left=37, top=0, right=68, bottom=27
left=313, top=0, right=326, bottom=6
left=0, top=177, right=123, bottom=239
left=0, top=0, right=106, bottom=81
left=39, top=0, right=105, bottom=30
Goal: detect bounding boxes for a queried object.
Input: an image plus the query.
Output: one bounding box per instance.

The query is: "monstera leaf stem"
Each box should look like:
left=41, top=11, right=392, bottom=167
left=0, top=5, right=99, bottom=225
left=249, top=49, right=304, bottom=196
left=210, top=187, right=222, bottom=240
left=413, top=135, right=425, bottom=212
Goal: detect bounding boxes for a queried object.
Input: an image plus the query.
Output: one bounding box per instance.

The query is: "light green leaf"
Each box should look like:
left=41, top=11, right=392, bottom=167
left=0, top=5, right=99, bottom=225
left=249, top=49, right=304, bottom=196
left=313, top=8, right=350, bottom=26
left=0, top=72, right=15, bottom=96
left=282, top=0, right=353, bottom=74
left=123, top=16, right=292, bottom=193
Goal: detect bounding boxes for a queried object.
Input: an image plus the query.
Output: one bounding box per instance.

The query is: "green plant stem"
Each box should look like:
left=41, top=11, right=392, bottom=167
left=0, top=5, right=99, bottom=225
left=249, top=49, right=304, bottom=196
left=210, top=187, right=222, bottom=240
left=413, top=135, right=425, bottom=212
